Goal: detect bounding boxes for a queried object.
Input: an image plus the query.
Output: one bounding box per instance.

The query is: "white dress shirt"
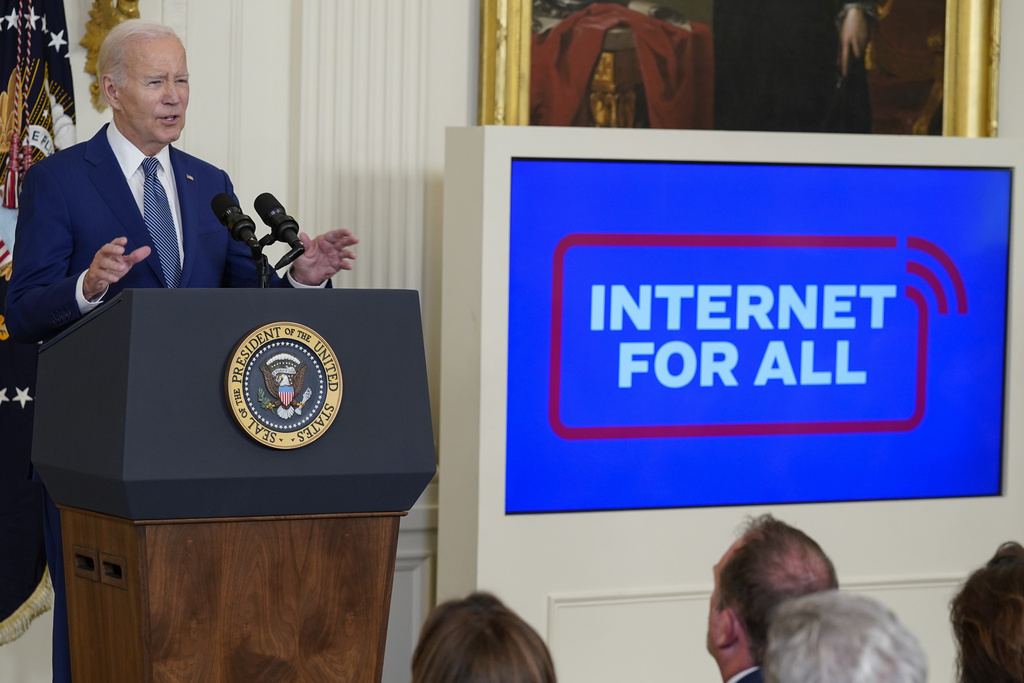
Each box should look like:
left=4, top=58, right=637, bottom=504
left=75, top=124, right=320, bottom=312
left=75, top=124, right=184, bottom=312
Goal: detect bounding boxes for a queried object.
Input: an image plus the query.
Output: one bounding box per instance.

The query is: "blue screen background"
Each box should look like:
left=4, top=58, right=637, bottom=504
left=505, top=160, right=1011, bottom=513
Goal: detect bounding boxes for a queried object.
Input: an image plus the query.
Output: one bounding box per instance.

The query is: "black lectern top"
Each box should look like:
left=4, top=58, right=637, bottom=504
left=33, top=288, right=436, bottom=520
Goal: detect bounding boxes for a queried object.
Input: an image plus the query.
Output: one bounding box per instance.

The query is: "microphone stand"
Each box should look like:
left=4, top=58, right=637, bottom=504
left=249, top=234, right=278, bottom=289
left=274, top=243, right=305, bottom=271
left=248, top=235, right=305, bottom=287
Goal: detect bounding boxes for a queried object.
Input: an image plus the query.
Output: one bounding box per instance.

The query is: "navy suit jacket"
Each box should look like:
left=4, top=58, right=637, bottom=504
left=738, top=668, right=764, bottom=683
left=6, top=125, right=291, bottom=343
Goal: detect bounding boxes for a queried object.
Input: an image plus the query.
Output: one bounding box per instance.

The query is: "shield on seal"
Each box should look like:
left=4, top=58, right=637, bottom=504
left=279, top=386, right=294, bottom=406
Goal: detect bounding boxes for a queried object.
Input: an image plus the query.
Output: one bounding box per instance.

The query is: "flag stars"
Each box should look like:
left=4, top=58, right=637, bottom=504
left=48, top=29, right=67, bottom=52
left=25, top=7, right=40, bottom=30
left=0, top=387, right=33, bottom=409
left=12, top=387, right=33, bottom=408
left=4, top=9, right=17, bottom=29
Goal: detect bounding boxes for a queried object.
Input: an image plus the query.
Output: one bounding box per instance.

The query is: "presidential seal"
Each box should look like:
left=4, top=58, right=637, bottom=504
left=226, top=322, right=342, bottom=449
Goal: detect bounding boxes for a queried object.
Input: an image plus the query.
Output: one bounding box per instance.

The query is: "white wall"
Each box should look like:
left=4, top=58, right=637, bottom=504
left=998, top=2, right=1023, bottom=136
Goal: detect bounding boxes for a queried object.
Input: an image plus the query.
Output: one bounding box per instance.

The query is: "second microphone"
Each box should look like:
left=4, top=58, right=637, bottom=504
left=254, top=193, right=304, bottom=253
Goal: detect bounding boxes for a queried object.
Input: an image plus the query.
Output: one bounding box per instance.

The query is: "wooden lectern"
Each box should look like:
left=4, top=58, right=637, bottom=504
left=32, top=289, right=436, bottom=682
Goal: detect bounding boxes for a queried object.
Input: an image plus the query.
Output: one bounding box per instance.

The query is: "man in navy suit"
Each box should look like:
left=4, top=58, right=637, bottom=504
left=6, top=20, right=357, bottom=344
left=707, top=515, right=838, bottom=683
left=5, top=20, right=357, bottom=682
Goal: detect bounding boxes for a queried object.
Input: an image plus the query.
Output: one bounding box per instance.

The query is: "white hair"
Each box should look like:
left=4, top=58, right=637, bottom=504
left=97, top=20, right=182, bottom=103
left=763, top=591, right=927, bottom=683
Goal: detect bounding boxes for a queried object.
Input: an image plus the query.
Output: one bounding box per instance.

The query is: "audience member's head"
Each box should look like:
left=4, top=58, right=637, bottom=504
left=707, top=514, right=838, bottom=682
left=763, top=591, right=927, bottom=683
left=950, top=541, right=1024, bottom=683
left=412, top=592, right=556, bottom=683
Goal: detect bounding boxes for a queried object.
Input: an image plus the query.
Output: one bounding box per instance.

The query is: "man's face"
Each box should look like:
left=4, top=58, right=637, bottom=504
left=105, top=36, right=189, bottom=157
left=707, top=537, right=744, bottom=655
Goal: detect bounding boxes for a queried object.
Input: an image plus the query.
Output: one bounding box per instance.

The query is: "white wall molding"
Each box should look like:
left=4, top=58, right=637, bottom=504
left=395, top=551, right=434, bottom=605
left=842, top=574, right=964, bottom=592
left=296, top=0, right=428, bottom=291
left=548, top=586, right=710, bottom=636
left=546, top=573, right=965, bottom=640
left=403, top=480, right=439, bottom=531
left=225, top=0, right=245, bottom=174
left=546, top=574, right=966, bottom=683
left=383, top=542, right=437, bottom=682
left=161, top=0, right=189, bottom=40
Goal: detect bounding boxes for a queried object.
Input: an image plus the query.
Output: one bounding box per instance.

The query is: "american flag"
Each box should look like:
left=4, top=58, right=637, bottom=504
left=0, top=0, right=76, bottom=644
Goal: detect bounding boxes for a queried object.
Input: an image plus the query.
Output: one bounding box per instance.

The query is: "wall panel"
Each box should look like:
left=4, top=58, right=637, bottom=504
left=296, top=0, right=427, bottom=290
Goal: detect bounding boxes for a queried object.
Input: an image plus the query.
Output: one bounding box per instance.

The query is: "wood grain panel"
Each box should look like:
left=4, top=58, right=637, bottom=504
left=146, top=515, right=400, bottom=682
left=60, top=508, right=401, bottom=683
left=60, top=508, right=148, bottom=683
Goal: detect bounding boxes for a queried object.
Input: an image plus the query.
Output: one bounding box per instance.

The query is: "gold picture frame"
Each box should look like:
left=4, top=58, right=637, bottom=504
left=479, top=0, right=1000, bottom=136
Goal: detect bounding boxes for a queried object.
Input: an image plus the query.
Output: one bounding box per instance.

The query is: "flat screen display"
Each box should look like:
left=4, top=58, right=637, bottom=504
left=506, top=158, right=1011, bottom=514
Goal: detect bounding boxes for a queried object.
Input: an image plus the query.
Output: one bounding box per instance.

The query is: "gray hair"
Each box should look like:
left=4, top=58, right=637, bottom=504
left=763, top=591, right=927, bottom=683
left=97, top=20, right=182, bottom=103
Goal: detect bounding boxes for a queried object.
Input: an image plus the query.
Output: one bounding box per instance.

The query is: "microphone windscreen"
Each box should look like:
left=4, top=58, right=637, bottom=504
left=253, top=192, right=282, bottom=223
left=210, top=193, right=238, bottom=221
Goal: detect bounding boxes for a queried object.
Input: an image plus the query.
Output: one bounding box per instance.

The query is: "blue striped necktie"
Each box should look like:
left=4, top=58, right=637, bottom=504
left=141, top=157, right=181, bottom=288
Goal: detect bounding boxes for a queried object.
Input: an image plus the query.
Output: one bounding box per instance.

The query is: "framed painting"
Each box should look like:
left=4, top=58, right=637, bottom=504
left=479, top=0, right=999, bottom=136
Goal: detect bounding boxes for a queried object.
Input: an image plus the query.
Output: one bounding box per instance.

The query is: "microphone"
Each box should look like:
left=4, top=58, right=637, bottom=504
left=254, top=193, right=304, bottom=252
left=211, top=193, right=258, bottom=247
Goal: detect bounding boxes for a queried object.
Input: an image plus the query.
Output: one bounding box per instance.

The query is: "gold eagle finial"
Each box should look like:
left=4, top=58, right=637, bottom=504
left=80, top=0, right=141, bottom=112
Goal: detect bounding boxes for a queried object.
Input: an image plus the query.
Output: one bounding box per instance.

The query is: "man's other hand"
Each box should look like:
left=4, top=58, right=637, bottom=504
left=290, top=229, right=358, bottom=286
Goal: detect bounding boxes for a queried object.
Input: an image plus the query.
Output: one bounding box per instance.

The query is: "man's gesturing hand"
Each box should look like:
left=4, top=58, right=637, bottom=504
left=290, top=229, right=358, bottom=286
left=82, top=237, right=152, bottom=300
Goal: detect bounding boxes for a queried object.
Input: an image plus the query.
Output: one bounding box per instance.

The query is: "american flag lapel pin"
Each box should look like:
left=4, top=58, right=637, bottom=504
left=186, top=174, right=194, bottom=181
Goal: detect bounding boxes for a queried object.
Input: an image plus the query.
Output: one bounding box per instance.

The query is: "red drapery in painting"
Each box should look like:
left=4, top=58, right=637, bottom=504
left=531, top=4, right=714, bottom=129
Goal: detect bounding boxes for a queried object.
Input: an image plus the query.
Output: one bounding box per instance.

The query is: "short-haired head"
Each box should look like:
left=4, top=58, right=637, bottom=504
left=951, top=541, right=1024, bottom=683
left=764, top=591, right=927, bottom=683
left=412, top=592, right=557, bottom=683
left=97, top=20, right=182, bottom=105
left=718, top=514, right=838, bottom=664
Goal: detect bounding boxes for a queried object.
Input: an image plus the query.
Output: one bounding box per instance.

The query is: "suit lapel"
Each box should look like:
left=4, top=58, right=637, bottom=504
left=170, top=147, right=200, bottom=287
left=84, top=126, right=165, bottom=285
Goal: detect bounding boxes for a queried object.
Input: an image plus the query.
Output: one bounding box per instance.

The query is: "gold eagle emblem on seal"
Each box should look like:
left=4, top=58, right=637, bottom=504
left=225, top=322, right=342, bottom=449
